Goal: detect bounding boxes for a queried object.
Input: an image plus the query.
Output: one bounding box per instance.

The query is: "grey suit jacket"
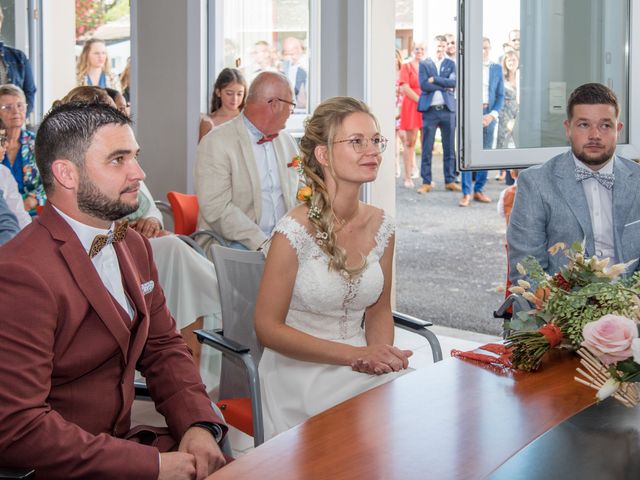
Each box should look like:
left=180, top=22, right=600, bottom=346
left=195, top=115, right=300, bottom=250
left=507, top=151, right=640, bottom=282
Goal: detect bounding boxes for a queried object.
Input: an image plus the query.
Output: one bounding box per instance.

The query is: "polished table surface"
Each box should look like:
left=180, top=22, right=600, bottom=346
left=211, top=351, right=596, bottom=479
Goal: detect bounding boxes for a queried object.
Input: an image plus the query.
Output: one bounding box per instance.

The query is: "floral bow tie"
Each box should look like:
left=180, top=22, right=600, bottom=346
left=575, top=166, right=615, bottom=190
left=257, top=133, right=279, bottom=145
left=88, top=221, right=128, bottom=258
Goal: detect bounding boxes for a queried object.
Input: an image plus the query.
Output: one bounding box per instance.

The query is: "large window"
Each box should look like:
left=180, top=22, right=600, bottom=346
left=209, top=0, right=314, bottom=132
left=460, top=0, right=638, bottom=169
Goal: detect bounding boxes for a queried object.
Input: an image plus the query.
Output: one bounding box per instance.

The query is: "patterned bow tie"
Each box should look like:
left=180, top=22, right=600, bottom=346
left=88, top=221, right=128, bottom=258
left=575, top=166, right=615, bottom=190
left=257, top=133, right=278, bottom=145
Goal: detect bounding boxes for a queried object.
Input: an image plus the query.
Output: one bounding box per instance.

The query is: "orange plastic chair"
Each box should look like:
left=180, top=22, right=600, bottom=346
left=166, top=192, right=199, bottom=235
left=166, top=192, right=228, bottom=247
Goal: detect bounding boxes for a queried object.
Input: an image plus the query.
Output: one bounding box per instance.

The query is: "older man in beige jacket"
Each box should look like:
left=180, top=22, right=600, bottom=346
left=195, top=71, right=300, bottom=250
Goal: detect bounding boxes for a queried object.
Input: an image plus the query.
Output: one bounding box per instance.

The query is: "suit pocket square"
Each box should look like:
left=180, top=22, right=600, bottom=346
left=141, top=280, right=155, bottom=295
left=624, top=219, right=640, bottom=228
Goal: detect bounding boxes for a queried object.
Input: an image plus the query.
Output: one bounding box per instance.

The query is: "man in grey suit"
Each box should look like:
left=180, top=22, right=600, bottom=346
left=508, top=83, right=640, bottom=282
left=196, top=71, right=300, bottom=250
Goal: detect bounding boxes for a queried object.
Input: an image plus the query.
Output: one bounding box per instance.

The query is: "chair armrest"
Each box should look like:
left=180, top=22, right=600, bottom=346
left=190, top=230, right=229, bottom=248
left=195, top=329, right=250, bottom=355
left=0, top=468, right=35, bottom=479
left=392, top=310, right=433, bottom=328
left=493, top=294, right=533, bottom=339
left=392, top=310, right=442, bottom=363
left=154, top=200, right=172, bottom=215
left=176, top=234, right=207, bottom=257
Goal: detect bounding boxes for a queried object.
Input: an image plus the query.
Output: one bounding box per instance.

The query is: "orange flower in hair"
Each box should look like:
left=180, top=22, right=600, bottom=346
left=296, top=185, right=312, bottom=202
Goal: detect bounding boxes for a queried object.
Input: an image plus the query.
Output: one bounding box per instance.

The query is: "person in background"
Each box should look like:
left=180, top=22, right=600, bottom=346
left=0, top=190, right=18, bottom=244
left=198, top=68, right=247, bottom=142
left=0, top=163, right=30, bottom=228
left=195, top=71, right=299, bottom=250
left=459, top=37, right=504, bottom=207
left=416, top=35, right=459, bottom=194
left=445, top=33, right=457, bottom=61
left=256, top=96, right=412, bottom=440
left=120, top=57, right=131, bottom=102
left=76, top=38, right=119, bottom=90
left=280, top=36, right=308, bottom=109
left=0, top=9, right=36, bottom=116
left=496, top=51, right=520, bottom=184
left=0, top=84, right=45, bottom=215
left=398, top=42, right=425, bottom=189
left=394, top=49, right=405, bottom=179
left=105, top=87, right=129, bottom=116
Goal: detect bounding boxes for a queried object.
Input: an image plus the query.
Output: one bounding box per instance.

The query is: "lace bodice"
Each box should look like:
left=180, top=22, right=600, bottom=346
left=273, top=212, right=395, bottom=341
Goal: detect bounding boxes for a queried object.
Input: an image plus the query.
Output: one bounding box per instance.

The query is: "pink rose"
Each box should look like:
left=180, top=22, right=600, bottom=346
left=582, top=315, right=639, bottom=365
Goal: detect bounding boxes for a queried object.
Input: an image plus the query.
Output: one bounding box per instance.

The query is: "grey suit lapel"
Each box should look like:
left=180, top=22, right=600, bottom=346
left=235, top=117, right=262, bottom=220
left=613, top=157, right=638, bottom=261
left=555, top=152, right=595, bottom=255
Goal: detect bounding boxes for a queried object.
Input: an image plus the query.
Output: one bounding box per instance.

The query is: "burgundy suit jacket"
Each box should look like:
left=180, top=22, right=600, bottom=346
left=0, top=204, right=226, bottom=479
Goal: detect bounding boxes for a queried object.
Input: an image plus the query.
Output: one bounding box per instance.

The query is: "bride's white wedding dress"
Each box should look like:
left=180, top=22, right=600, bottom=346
left=259, top=212, right=408, bottom=439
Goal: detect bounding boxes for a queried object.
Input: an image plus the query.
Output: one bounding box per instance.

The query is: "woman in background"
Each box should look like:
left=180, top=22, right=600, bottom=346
left=76, top=38, right=119, bottom=90
left=0, top=84, right=44, bottom=216
left=398, top=43, right=424, bottom=188
left=496, top=51, right=520, bottom=184
left=198, top=68, right=247, bottom=142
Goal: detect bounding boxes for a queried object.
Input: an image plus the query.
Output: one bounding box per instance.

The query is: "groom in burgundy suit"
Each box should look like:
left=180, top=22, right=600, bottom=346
left=0, top=103, right=227, bottom=479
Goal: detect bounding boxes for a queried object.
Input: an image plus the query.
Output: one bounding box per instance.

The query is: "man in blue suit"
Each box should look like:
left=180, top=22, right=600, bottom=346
left=460, top=38, right=505, bottom=207
left=508, top=83, right=640, bottom=282
left=416, top=35, right=460, bottom=194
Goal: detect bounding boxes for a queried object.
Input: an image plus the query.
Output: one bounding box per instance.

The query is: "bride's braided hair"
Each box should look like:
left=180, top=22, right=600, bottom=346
left=298, top=96, right=378, bottom=276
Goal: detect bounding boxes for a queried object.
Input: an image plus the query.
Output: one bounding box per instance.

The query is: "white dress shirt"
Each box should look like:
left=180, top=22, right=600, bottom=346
left=431, top=57, right=445, bottom=107
left=242, top=115, right=286, bottom=236
left=573, top=154, right=615, bottom=260
left=0, top=164, right=31, bottom=228
left=54, top=205, right=133, bottom=319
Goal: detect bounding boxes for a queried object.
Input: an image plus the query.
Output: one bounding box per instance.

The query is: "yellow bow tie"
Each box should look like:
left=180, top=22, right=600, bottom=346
left=88, top=221, right=128, bottom=258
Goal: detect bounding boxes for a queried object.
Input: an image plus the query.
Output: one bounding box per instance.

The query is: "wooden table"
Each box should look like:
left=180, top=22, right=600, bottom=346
left=211, top=351, right=595, bottom=479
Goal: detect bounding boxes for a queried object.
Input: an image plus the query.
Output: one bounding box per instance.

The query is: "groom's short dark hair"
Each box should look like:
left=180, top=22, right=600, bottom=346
left=567, top=83, right=619, bottom=119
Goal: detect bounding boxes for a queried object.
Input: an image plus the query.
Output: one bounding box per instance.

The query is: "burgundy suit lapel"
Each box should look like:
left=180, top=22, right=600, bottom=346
left=114, top=240, right=149, bottom=361
left=39, top=204, right=130, bottom=357
left=59, top=242, right=131, bottom=358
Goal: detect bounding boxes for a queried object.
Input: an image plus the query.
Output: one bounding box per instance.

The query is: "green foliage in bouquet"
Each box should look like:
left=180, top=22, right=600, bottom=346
left=505, top=242, right=640, bottom=371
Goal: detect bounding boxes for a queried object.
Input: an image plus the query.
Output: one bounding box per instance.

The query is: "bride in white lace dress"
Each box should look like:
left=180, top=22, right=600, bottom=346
left=256, top=97, right=413, bottom=439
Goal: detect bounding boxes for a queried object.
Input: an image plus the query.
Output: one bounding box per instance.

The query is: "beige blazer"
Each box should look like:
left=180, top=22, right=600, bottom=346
left=195, top=115, right=300, bottom=249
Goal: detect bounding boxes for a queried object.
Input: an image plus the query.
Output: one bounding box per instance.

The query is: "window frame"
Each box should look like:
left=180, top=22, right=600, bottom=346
left=458, top=0, right=640, bottom=171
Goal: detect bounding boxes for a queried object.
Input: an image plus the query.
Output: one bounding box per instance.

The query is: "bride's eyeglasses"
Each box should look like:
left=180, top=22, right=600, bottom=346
left=333, top=135, right=388, bottom=153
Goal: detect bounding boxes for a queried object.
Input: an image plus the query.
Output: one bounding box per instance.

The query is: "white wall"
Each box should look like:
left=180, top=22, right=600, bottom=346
left=42, top=0, right=76, bottom=112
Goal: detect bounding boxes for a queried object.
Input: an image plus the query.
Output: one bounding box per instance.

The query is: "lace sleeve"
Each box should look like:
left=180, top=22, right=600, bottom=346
left=374, top=212, right=396, bottom=256
left=273, top=216, right=315, bottom=261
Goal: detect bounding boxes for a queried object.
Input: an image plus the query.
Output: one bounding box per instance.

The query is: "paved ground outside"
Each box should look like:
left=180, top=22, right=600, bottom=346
left=395, top=153, right=508, bottom=336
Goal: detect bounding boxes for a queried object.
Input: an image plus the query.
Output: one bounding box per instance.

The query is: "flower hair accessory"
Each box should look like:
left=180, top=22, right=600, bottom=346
left=297, top=185, right=312, bottom=202
left=308, top=205, right=321, bottom=219
left=315, top=231, right=328, bottom=246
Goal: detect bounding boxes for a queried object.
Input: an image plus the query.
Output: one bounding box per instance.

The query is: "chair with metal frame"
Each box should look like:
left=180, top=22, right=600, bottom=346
left=195, top=245, right=444, bottom=448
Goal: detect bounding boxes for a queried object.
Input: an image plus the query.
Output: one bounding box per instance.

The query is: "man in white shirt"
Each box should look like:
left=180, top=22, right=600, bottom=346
left=0, top=102, right=228, bottom=479
left=196, top=71, right=300, bottom=250
left=508, top=83, right=640, bottom=282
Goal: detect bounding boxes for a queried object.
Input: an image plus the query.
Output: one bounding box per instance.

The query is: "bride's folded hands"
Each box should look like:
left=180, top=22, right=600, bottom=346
left=350, top=344, right=413, bottom=375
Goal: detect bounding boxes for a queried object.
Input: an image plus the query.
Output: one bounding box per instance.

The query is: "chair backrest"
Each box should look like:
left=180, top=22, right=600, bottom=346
left=167, top=191, right=199, bottom=235
left=210, top=245, right=265, bottom=399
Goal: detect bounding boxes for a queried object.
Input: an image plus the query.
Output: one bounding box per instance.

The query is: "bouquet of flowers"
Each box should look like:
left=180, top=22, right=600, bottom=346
left=505, top=242, right=640, bottom=371
left=575, top=315, right=640, bottom=407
